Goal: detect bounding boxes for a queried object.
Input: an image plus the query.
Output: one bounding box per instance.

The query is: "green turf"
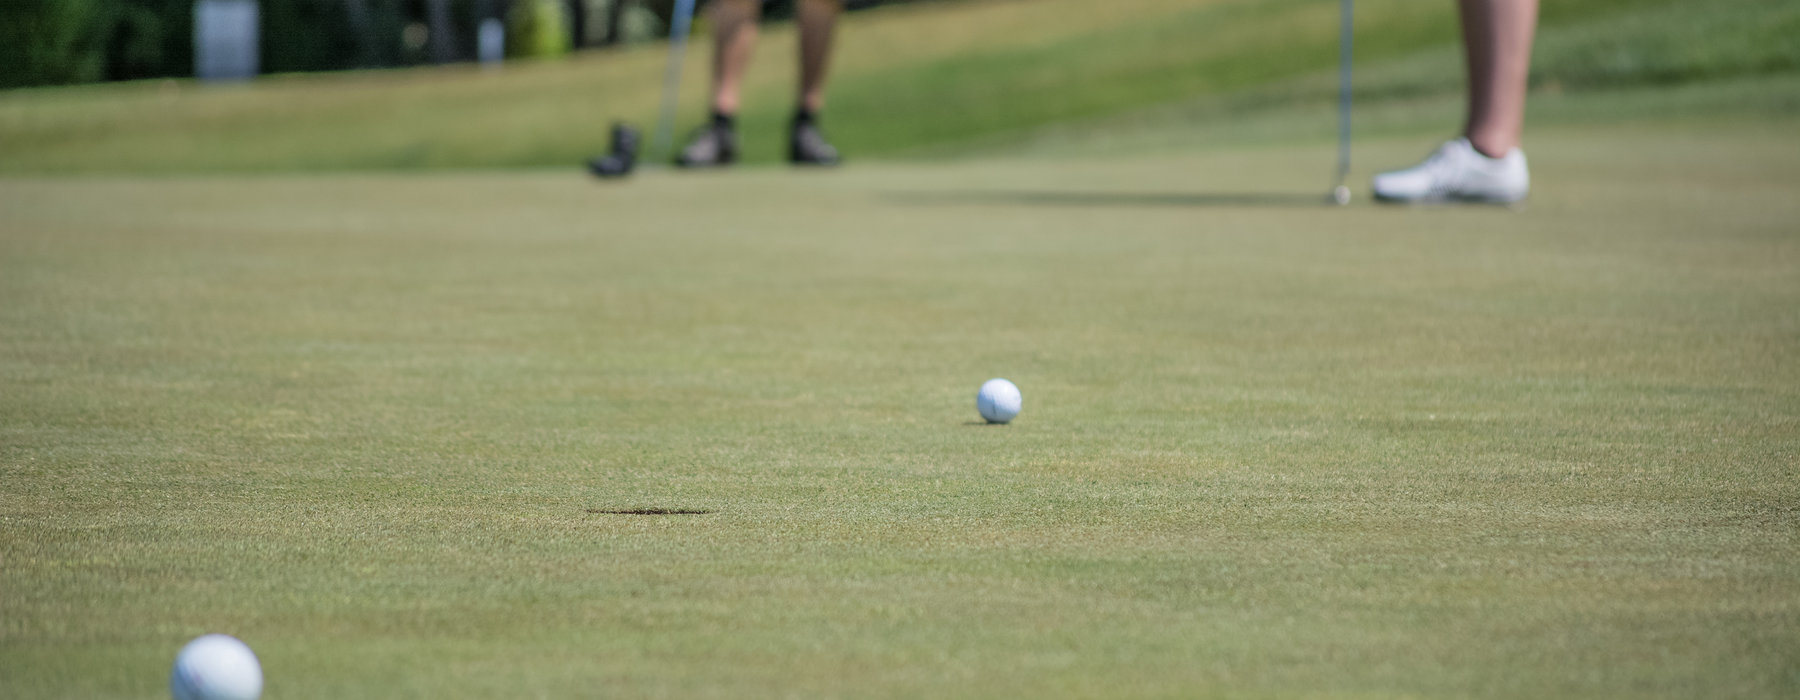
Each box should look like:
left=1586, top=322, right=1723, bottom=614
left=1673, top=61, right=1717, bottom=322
left=4, top=0, right=1800, bottom=695
left=0, top=0, right=1796, bottom=172
left=4, top=110, right=1799, bottom=697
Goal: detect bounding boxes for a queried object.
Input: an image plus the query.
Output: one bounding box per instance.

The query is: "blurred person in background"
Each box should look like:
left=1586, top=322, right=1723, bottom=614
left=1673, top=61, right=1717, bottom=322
left=1372, top=0, right=1536, bottom=203
left=678, top=0, right=842, bottom=167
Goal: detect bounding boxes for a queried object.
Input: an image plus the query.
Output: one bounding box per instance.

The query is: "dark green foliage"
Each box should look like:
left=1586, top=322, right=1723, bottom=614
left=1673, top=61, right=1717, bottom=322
left=0, top=0, right=103, bottom=88
left=0, top=0, right=464, bottom=87
left=0, top=0, right=191, bottom=88
left=103, top=0, right=193, bottom=81
left=0, top=0, right=940, bottom=89
left=260, top=0, right=365, bottom=73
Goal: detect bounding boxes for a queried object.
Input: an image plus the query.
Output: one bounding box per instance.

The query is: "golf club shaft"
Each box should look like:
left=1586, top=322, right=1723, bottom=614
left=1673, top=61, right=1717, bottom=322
left=654, top=0, right=699, bottom=161
left=1335, top=0, right=1353, bottom=189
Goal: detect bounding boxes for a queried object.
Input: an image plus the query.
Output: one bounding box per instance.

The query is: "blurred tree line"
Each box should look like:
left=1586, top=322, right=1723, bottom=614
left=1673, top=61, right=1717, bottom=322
left=0, top=0, right=934, bottom=90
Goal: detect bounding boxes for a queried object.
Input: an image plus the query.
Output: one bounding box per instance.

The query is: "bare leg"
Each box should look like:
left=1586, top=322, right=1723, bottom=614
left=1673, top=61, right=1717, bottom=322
left=1460, top=0, right=1538, bottom=157
left=709, top=0, right=761, bottom=115
left=796, top=0, right=840, bottom=113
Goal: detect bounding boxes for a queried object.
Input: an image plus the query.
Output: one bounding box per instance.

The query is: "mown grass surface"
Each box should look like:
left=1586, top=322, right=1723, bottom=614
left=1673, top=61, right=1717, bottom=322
left=3, top=115, right=1798, bottom=696
left=0, top=0, right=1796, bottom=171
left=4, top=0, right=1799, bottom=696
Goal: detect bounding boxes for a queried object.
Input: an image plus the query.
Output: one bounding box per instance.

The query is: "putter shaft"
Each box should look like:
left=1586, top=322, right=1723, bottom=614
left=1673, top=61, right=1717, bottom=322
left=653, top=0, right=699, bottom=162
left=1334, top=0, right=1353, bottom=192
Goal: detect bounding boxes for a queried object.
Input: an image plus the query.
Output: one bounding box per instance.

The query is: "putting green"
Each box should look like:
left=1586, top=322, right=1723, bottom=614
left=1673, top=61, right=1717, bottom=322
left=2, top=120, right=1798, bottom=698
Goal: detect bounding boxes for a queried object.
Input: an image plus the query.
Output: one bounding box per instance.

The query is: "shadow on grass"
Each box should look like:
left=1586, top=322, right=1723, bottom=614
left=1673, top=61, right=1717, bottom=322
left=586, top=508, right=713, bottom=515
left=886, top=190, right=1329, bottom=209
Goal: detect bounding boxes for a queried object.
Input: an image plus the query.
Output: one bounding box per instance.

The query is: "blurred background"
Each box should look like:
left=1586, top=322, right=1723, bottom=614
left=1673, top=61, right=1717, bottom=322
left=0, top=0, right=927, bottom=85
left=1, top=0, right=1796, bottom=170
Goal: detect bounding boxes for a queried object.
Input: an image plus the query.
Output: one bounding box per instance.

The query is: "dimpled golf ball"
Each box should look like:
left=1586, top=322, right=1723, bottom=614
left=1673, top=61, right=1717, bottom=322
left=170, top=634, right=262, bottom=700
left=976, top=378, right=1022, bottom=424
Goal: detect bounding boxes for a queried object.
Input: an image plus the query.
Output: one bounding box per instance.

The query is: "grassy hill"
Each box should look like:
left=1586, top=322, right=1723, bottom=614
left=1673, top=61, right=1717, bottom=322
left=0, top=0, right=1796, bottom=172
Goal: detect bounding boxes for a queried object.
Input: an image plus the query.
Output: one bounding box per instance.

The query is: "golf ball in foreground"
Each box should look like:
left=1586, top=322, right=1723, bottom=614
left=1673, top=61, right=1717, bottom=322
left=977, top=378, right=1022, bottom=424
left=171, top=634, right=262, bottom=700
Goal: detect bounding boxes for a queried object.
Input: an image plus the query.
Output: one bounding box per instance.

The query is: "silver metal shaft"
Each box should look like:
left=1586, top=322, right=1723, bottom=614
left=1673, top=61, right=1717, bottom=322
left=653, top=0, right=699, bottom=162
left=1334, top=0, right=1353, bottom=192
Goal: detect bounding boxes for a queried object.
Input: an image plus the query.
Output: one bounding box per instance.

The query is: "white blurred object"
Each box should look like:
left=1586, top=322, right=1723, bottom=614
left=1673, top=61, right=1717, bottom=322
left=478, top=18, right=506, bottom=66
left=170, top=634, right=263, bottom=700
left=977, top=379, right=1022, bottom=424
left=193, top=0, right=259, bottom=82
left=1372, top=138, right=1529, bottom=204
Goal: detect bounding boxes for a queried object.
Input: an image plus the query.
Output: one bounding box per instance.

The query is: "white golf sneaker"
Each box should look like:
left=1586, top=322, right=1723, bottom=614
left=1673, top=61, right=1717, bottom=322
left=1371, top=137, right=1529, bottom=204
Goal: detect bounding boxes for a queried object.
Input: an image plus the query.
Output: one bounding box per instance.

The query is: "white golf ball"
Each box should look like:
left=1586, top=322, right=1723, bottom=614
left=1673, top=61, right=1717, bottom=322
left=170, top=634, right=262, bottom=700
left=976, top=378, right=1022, bottom=424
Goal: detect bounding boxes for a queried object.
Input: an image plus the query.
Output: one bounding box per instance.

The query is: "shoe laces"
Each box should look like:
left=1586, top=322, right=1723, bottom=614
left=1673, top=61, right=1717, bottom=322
left=794, top=123, right=829, bottom=148
left=1421, top=140, right=1472, bottom=199
left=687, top=124, right=726, bottom=146
left=681, top=124, right=730, bottom=159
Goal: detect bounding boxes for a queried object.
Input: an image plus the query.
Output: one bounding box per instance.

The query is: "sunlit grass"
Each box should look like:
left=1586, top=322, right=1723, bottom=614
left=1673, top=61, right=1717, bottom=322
left=3, top=118, right=1798, bottom=698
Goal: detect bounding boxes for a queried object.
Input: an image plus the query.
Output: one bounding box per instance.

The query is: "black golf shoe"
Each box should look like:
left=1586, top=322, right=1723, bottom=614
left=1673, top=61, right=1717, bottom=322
left=587, top=123, right=641, bottom=178
left=676, top=118, right=737, bottom=168
left=789, top=116, right=840, bottom=166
